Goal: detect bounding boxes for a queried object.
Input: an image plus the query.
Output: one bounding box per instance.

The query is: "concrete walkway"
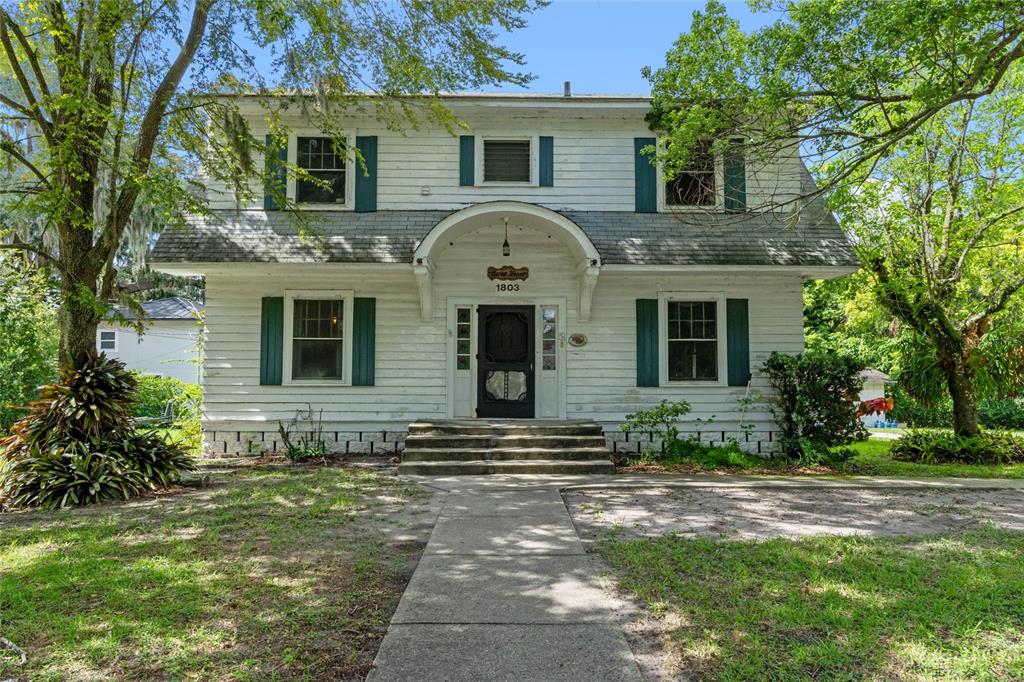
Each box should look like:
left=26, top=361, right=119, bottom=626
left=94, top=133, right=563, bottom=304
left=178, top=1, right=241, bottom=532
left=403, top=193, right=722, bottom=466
left=367, top=479, right=643, bottom=681
left=368, top=473, right=1024, bottom=681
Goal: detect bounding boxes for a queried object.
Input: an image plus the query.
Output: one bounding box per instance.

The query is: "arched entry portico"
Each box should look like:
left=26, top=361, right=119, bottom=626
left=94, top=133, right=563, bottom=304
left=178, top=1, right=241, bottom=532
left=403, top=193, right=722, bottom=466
left=411, top=202, right=602, bottom=323
left=413, top=202, right=602, bottom=418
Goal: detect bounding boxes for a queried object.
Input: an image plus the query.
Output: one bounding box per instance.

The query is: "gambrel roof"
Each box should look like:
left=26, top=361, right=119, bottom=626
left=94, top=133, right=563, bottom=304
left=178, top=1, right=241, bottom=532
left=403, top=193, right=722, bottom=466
left=151, top=193, right=856, bottom=269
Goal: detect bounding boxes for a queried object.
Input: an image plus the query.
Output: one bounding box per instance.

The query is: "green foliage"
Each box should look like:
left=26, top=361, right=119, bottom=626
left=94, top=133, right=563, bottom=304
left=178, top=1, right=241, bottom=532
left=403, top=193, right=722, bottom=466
left=660, top=439, right=765, bottom=470
left=278, top=408, right=328, bottom=462
left=133, top=373, right=202, bottom=419
left=0, top=0, right=543, bottom=372
left=0, top=356, right=195, bottom=509
left=891, top=430, right=1024, bottom=466
left=762, top=351, right=867, bottom=460
left=649, top=2, right=1024, bottom=436
left=889, top=387, right=1024, bottom=430
left=0, top=257, right=58, bottom=431
left=645, top=0, right=1024, bottom=193
left=620, top=399, right=692, bottom=451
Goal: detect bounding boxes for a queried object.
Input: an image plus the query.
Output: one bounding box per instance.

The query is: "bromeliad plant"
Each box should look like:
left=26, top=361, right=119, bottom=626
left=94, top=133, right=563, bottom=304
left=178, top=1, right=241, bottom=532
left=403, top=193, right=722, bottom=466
left=0, top=356, right=195, bottom=509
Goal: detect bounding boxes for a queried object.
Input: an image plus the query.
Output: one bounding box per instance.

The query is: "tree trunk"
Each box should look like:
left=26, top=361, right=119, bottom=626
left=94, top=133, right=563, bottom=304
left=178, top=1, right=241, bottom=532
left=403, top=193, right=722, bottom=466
left=58, top=279, right=100, bottom=373
left=938, top=350, right=981, bottom=437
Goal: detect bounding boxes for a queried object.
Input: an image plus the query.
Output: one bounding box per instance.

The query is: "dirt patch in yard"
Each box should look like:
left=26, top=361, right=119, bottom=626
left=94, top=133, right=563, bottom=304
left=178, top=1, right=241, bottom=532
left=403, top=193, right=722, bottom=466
left=565, top=486, right=1024, bottom=543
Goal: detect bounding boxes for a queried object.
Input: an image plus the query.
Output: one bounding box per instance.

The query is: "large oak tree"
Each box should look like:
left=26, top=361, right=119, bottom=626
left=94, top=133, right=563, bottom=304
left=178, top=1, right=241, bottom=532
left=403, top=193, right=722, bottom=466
left=645, top=0, right=1024, bottom=436
left=0, top=0, right=540, bottom=370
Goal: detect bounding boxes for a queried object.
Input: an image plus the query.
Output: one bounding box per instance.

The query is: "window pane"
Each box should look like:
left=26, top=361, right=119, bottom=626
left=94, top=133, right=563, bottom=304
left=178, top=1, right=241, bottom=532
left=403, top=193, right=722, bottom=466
left=543, top=322, right=556, bottom=339
left=292, top=339, right=343, bottom=379
left=484, top=140, right=530, bottom=182
left=457, top=356, right=471, bottom=370
left=543, top=339, right=556, bottom=354
left=457, top=323, right=471, bottom=340
left=543, top=356, right=556, bottom=370
left=457, top=339, right=470, bottom=355
left=668, top=340, right=717, bottom=381
left=457, top=308, right=470, bottom=324
left=294, top=299, right=343, bottom=339
left=542, top=307, right=556, bottom=322
left=297, top=171, right=346, bottom=204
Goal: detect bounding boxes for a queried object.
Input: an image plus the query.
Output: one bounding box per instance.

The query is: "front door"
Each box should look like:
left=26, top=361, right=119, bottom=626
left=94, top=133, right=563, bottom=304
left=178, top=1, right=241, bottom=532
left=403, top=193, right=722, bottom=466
left=477, top=305, right=535, bottom=418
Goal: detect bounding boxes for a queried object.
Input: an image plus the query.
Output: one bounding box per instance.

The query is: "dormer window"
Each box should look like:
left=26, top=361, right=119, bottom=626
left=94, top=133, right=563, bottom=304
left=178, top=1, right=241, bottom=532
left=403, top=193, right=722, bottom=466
left=483, top=139, right=531, bottom=182
left=296, top=137, right=346, bottom=204
left=666, top=141, right=715, bottom=207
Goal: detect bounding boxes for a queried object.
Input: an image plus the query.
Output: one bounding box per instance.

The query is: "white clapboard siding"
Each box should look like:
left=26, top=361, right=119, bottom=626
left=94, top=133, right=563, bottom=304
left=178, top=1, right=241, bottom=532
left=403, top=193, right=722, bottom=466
left=202, top=226, right=804, bottom=434
left=205, top=108, right=806, bottom=213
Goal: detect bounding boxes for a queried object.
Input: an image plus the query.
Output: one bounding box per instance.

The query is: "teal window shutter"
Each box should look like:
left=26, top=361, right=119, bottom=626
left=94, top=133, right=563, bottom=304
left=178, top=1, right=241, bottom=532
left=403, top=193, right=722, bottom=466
left=726, top=298, right=750, bottom=386
left=354, top=135, right=378, bottom=212
left=634, top=137, right=657, bottom=213
left=263, top=135, right=287, bottom=211
left=539, top=136, right=554, bottom=187
left=352, top=297, right=376, bottom=386
left=260, top=297, right=284, bottom=385
left=724, top=138, right=747, bottom=211
left=636, top=299, right=659, bottom=387
left=459, top=135, right=475, bottom=186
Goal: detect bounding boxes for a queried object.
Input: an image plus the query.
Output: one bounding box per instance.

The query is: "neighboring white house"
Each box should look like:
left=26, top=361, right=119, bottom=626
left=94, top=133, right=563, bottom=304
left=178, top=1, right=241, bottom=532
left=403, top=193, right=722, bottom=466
left=96, top=297, right=204, bottom=384
left=150, top=93, right=858, bottom=456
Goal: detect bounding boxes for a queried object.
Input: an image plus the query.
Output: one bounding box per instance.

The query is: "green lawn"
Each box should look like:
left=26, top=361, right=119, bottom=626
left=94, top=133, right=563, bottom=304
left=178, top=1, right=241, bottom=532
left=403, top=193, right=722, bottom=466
left=0, top=465, right=431, bottom=681
left=600, top=528, right=1024, bottom=681
left=838, top=438, right=1024, bottom=479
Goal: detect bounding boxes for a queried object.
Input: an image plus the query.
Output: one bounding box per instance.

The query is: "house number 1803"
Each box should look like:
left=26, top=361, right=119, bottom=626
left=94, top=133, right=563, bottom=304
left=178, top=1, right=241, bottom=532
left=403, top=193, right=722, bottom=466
left=495, top=283, right=520, bottom=292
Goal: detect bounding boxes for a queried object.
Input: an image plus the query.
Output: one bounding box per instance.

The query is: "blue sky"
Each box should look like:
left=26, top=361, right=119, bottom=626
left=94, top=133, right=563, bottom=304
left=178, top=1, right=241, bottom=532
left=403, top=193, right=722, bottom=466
left=494, top=1, right=778, bottom=94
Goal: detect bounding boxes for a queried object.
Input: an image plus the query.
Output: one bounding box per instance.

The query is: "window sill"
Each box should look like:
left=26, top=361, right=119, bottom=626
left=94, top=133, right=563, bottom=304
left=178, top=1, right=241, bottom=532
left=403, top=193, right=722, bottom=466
left=661, top=379, right=727, bottom=388
left=293, top=202, right=353, bottom=211
left=478, top=180, right=536, bottom=187
left=284, top=379, right=352, bottom=387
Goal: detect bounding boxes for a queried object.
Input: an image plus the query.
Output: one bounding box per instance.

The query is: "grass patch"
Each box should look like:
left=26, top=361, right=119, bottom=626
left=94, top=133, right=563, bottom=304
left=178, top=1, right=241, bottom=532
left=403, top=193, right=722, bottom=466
left=600, top=528, right=1024, bottom=681
left=0, top=464, right=431, bottom=680
left=622, top=438, right=1024, bottom=479
left=840, top=439, right=1024, bottom=479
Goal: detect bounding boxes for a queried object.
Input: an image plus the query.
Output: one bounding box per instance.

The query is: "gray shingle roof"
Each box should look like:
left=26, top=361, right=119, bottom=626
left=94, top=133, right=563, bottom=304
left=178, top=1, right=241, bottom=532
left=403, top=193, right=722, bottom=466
left=151, top=192, right=856, bottom=268
left=109, top=297, right=203, bottom=320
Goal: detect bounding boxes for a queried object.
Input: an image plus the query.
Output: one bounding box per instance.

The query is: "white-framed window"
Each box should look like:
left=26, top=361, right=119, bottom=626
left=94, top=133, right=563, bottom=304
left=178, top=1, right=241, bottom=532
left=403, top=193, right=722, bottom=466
left=98, top=330, right=118, bottom=352
left=455, top=307, right=472, bottom=371
left=659, top=292, right=727, bottom=385
left=283, top=290, right=354, bottom=384
left=665, top=140, right=716, bottom=207
left=541, top=306, right=557, bottom=370
left=478, top=136, right=536, bottom=184
left=287, top=134, right=356, bottom=209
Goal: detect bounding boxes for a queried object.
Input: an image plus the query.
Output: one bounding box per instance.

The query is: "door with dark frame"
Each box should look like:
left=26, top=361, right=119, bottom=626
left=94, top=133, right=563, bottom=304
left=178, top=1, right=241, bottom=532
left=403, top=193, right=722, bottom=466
left=477, top=305, right=535, bottom=418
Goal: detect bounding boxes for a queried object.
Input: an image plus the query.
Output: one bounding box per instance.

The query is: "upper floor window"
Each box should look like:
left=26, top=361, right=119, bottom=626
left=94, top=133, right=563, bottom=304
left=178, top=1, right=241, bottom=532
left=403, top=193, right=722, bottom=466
left=296, top=137, right=346, bottom=204
left=666, top=142, right=715, bottom=207
left=484, top=139, right=531, bottom=182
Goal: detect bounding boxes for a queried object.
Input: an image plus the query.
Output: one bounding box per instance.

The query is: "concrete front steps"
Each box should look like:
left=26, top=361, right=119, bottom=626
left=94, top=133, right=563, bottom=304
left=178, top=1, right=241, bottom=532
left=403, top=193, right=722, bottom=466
left=398, top=420, right=616, bottom=475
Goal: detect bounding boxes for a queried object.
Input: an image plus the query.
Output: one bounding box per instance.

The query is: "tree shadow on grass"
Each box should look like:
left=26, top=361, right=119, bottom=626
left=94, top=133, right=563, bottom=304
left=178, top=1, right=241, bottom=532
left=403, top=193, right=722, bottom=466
left=0, top=467, right=429, bottom=681
left=600, top=528, right=1024, bottom=680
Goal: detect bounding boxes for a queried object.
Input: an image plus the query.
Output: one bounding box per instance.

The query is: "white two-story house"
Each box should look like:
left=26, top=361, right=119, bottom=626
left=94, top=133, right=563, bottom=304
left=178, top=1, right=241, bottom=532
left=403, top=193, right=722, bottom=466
left=151, top=93, right=857, bottom=459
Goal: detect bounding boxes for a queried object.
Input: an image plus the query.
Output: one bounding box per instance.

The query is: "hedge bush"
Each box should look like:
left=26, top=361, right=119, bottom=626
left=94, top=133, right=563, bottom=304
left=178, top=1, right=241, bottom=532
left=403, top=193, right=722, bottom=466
left=0, top=356, right=195, bottom=509
left=889, top=388, right=1024, bottom=430
left=133, top=373, right=202, bottom=419
left=763, top=351, right=867, bottom=461
left=891, top=429, right=1024, bottom=466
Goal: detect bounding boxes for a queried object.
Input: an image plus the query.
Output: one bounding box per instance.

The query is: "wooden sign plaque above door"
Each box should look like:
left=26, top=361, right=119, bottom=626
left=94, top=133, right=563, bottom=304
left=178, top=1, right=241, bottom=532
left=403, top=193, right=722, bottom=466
left=487, top=266, right=529, bottom=281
